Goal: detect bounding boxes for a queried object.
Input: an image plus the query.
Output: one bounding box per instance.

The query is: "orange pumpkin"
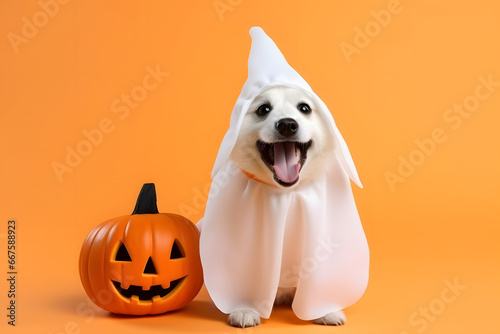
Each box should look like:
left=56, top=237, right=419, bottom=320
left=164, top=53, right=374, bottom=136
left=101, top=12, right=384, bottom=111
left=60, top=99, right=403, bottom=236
left=79, top=183, right=203, bottom=315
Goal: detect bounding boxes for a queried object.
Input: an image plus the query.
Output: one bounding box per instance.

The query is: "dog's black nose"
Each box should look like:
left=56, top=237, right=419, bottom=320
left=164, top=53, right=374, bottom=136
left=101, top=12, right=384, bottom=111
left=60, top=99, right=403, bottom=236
left=275, top=118, right=298, bottom=138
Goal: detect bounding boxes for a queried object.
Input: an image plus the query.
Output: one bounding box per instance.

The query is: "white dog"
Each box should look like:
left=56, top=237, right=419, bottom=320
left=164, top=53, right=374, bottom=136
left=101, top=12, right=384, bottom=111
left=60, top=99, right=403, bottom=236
left=229, top=86, right=343, bottom=327
left=199, top=27, right=369, bottom=328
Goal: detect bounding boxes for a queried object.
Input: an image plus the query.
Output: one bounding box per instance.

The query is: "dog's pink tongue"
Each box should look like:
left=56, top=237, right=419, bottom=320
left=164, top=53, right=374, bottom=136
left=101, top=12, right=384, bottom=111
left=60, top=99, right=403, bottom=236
left=273, top=142, right=300, bottom=183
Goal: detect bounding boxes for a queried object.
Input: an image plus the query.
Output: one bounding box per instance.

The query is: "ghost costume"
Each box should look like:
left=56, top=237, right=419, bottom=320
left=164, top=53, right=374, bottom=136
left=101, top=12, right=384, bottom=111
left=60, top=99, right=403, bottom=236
left=199, top=27, right=369, bottom=320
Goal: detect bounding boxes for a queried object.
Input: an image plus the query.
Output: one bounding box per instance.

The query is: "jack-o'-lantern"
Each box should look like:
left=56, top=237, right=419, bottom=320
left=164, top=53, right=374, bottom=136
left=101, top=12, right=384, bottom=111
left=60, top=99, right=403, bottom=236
left=79, top=183, right=203, bottom=315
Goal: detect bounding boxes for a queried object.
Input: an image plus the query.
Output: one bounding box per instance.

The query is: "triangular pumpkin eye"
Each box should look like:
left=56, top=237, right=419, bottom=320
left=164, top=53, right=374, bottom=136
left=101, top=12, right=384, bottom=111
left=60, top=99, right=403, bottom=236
left=170, top=239, right=185, bottom=259
left=115, top=242, right=132, bottom=261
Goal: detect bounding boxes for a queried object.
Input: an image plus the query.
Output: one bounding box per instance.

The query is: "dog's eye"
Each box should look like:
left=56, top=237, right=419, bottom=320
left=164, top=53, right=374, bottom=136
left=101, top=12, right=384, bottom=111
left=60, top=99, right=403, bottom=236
left=297, top=103, right=311, bottom=114
left=256, top=104, right=272, bottom=117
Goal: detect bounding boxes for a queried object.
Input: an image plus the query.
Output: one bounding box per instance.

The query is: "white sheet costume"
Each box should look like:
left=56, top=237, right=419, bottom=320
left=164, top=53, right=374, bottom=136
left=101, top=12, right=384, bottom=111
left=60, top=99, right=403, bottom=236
left=199, top=27, right=369, bottom=321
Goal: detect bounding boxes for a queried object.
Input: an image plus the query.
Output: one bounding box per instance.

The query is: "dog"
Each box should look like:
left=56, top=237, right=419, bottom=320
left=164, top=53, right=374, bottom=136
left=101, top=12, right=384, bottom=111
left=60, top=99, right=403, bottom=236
left=228, top=86, right=347, bottom=327
left=199, top=27, right=369, bottom=328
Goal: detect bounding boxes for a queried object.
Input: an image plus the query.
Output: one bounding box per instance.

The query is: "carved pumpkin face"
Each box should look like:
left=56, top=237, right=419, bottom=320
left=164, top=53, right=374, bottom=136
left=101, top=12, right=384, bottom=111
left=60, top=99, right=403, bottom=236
left=79, top=183, right=203, bottom=315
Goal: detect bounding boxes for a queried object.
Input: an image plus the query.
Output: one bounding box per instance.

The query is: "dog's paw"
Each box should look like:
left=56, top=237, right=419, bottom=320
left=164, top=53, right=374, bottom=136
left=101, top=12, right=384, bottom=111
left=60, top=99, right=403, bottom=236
left=312, top=310, right=346, bottom=326
left=228, top=310, right=261, bottom=328
left=274, top=287, right=296, bottom=306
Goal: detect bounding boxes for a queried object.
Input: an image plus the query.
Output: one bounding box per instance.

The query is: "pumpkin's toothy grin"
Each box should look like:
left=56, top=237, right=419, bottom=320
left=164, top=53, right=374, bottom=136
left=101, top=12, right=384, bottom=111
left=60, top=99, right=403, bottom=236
left=111, top=276, right=186, bottom=301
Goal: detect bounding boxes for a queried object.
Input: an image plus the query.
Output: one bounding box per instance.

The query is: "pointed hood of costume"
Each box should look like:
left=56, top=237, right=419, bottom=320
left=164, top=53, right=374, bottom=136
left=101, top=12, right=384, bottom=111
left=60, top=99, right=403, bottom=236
left=212, top=27, right=362, bottom=188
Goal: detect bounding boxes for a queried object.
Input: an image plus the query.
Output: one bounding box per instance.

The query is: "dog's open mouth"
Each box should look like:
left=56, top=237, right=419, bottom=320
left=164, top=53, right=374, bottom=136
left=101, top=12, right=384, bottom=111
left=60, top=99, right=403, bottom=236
left=257, top=140, right=312, bottom=187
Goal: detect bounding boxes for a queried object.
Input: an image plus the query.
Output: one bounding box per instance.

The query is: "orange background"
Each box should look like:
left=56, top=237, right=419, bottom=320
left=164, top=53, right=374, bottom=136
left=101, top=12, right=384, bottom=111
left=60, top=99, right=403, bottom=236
left=1, top=0, right=499, bottom=333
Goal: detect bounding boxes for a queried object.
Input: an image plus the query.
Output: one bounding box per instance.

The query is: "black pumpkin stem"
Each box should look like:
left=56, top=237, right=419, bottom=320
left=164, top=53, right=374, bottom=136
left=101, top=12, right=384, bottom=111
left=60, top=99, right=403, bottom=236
left=132, top=183, right=159, bottom=215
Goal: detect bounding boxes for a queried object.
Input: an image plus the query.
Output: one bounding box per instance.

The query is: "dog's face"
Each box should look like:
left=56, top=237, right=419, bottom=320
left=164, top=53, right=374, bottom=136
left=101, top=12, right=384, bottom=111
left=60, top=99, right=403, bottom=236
left=231, top=86, right=334, bottom=189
